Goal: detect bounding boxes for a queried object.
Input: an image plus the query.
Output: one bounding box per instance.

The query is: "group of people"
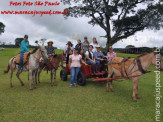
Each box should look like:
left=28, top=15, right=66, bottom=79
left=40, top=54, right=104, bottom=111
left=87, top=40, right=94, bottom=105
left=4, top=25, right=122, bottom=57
left=18, top=35, right=116, bottom=88
left=64, top=37, right=117, bottom=87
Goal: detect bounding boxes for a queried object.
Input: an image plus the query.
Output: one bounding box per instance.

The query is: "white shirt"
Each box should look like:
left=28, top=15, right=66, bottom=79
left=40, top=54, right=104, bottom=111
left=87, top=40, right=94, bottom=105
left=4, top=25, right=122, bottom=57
left=85, top=51, right=94, bottom=60
left=90, top=42, right=97, bottom=53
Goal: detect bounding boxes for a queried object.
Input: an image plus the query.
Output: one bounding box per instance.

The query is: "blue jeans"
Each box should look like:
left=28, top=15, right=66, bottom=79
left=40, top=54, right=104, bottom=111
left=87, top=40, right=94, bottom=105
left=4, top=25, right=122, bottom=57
left=86, top=60, right=95, bottom=72
left=18, top=52, right=24, bottom=70
left=95, top=60, right=100, bottom=71
left=70, top=67, right=80, bottom=85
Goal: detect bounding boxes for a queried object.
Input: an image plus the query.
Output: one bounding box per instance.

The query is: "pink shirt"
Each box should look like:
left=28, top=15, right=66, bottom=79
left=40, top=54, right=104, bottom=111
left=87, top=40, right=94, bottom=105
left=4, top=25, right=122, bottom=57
left=107, top=52, right=116, bottom=62
left=69, top=54, right=82, bottom=67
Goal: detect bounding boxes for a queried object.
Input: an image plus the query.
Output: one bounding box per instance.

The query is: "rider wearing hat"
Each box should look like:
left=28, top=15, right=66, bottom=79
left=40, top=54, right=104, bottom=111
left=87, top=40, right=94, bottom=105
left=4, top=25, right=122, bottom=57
left=94, top=44, right=105, bottom=72
left=18, top=35, right=29, bottom=71
left=46, top=41, right=55, bottom=56
left=42, top=41, right=55, bottom=69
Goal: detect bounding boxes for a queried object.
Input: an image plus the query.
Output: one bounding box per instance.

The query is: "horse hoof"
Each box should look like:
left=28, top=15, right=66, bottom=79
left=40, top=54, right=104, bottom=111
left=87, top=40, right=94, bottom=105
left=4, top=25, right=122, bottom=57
left=34, top=87, right=37, bottom=89
left=111, top=89, right=114, bottom=92
left=106, top=90, right=109, bottom=92
left=132, top=97, right=137, bottom=102
left=136, top=95, right=141, bottom=99
left=21, top=84, right=24, bottom=86
left=10, top=86, right=13, bottom=88
left=54, top=84, right=57, bottom=86
left=30, top=88, right=33, bottom=90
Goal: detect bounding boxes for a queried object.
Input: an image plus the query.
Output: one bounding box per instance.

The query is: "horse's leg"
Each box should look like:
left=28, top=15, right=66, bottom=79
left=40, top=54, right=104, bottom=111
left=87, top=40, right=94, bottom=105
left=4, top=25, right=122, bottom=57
left=54, top=70, right=57, bottom=86
left=29, top=70, right=33, bottom=90
left=38, top=68, right=42, bottom=83
left=16, top=70, right=24, bottom=86
left=106, top=66, right=113, bottom=92
left=106, top=80, right=109, bottom=92
left=110, top=80, right=114, bottom=92
left=51, top=70, right=53, bottom=86
left=132, top=78, right=137, bottom=102
left=136, top=79, right=140, bottom=99
left=10, top=71, right=13, bottom=88
left=32, top=70, right=37, bottom=89
left=35, top=70, right=38, bottom=84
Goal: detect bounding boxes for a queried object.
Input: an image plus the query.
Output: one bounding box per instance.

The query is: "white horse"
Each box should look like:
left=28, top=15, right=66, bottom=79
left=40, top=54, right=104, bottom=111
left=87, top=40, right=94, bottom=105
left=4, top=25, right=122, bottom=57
left=4, top=46, right=48, bottom=90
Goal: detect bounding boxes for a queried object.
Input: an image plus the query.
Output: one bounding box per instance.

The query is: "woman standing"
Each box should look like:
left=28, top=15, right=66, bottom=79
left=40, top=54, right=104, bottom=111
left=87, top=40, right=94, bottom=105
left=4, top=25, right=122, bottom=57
left=82, top=36, right=89, bottom=53
left=69, top=48, right=87, bottom=87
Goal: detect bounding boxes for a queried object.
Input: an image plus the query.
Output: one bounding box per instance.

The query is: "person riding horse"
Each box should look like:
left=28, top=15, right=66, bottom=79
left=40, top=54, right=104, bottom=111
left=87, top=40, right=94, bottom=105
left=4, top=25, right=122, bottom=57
left=46, top=41, right=55, bottom=57
left=18, top=35, right=29, bottom=72
left=42, top=41, right=55, bottom=69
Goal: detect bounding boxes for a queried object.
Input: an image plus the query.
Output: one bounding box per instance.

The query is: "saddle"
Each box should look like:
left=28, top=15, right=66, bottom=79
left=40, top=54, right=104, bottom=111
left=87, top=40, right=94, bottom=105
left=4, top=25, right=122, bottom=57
left=15, top=52, right=30, bottom=64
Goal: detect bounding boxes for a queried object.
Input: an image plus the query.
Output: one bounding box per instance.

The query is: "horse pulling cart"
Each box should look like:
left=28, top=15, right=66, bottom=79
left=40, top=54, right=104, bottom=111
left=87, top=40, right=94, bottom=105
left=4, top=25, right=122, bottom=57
left=60, top=64, right=140, bottom=86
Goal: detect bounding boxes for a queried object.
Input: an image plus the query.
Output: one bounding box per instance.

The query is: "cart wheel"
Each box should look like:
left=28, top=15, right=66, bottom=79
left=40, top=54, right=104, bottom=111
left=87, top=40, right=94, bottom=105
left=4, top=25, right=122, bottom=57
left=77, top=72, right=86, bottom=86
left=60, top=69, right=67, bottom=81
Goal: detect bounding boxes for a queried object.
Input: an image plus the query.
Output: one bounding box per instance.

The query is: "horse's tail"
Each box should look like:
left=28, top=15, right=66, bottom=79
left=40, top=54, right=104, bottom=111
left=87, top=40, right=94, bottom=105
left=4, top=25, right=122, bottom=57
left=4, top=63, right=10, bottom=74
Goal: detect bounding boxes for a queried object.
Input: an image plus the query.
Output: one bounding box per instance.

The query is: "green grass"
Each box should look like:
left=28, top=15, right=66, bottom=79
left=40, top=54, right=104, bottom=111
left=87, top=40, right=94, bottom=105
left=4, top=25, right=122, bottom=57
left=0, top=48, right=162, bottom=122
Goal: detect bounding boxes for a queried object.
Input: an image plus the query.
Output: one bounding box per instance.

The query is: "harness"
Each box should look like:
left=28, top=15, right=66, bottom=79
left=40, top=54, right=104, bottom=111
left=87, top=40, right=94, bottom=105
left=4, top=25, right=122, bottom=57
left=136, top=58, right=147, bottom=74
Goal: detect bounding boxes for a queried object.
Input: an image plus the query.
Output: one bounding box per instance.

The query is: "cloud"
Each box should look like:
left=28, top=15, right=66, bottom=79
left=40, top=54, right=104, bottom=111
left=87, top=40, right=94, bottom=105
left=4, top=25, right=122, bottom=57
left=0, top=0, right=162, bottom=49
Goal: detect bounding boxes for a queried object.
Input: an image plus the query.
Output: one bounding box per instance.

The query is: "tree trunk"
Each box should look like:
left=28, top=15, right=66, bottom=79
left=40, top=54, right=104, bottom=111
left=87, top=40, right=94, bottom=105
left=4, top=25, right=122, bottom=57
left=106, top=35, right=112, bottom=51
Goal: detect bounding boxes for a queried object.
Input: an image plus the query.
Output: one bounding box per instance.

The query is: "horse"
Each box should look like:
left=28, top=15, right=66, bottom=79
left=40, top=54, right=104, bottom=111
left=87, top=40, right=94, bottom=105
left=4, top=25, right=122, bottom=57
left=4, top=46, right=48, bottom=90
left=36, top=54, right=66, bottom=86
left=106, top=52, right=163, bottom=102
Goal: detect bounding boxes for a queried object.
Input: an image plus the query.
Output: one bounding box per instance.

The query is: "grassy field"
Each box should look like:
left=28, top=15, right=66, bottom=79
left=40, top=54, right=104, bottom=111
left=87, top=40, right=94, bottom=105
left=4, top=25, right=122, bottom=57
left=0, top=48, right=162, bottom=122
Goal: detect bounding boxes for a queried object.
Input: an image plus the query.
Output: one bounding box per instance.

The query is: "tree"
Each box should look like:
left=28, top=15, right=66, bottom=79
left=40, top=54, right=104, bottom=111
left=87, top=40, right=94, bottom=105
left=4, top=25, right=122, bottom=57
left=15, top=38, right=24, bottom=47
left=63, top=0, right=163, bottom=49
left=126, top=45, right=135, bottom=48
left=0, top=22, right=5, bottom=35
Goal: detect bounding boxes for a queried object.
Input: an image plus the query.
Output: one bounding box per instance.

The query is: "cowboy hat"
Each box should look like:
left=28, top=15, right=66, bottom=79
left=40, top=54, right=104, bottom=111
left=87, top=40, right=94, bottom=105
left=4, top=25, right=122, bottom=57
left=109, top=46, right=112, bottom=49
left=96, top=45, right=101, bottom=48
left=47, top=41, right=53, bottom=44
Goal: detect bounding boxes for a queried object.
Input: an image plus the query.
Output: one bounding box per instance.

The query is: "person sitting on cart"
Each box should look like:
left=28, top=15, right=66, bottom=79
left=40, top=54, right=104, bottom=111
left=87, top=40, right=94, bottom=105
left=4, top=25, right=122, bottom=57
left=69, top=48, right=87, bottom=87
left=75, top=39, right=83, bottom=54
left=80, top=49, right=86, bottom=61
left=64, top=41, right=74, bottom=64
left=94, top=45, right=107, bottom=72
left=107, top=46, right=117, bottom=62
left=85, top=45, right=96, bottom=74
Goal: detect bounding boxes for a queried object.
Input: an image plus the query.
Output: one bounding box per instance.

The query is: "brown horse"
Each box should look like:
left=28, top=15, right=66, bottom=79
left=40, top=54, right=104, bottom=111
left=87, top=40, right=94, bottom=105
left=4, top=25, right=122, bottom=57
left=106, top=52, right=163, bottom=102
left=36, top=54, right=66, bottom=86
left=4, top=46, right=48, bottom=90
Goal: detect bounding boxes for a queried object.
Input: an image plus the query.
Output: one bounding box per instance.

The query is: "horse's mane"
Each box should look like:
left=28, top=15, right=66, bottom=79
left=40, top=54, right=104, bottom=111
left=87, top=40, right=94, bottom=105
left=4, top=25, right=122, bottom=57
left=137, top=53, right=149, bottom=58
left=30, top=48, right=39, bottom=54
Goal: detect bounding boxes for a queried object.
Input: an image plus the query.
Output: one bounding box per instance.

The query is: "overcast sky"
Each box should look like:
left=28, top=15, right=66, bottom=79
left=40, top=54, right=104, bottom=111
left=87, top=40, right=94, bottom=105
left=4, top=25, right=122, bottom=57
left=0, top=0, right=162, bottom=49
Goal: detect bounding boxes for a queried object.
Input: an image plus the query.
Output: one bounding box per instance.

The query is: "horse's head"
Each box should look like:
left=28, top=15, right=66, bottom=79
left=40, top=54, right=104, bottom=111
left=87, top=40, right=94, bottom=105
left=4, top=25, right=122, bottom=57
left=39, top=46, right=48, bottom=61
left=151, top=52, right=163, bottom=71
left=57, top=54, right=66, bottom=68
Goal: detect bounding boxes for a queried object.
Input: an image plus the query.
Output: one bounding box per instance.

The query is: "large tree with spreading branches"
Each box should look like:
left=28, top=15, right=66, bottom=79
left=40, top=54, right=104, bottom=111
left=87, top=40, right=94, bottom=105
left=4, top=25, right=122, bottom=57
left=63, top=0, right=163, bottom=49
left=0, top=22, right=5, bottom=35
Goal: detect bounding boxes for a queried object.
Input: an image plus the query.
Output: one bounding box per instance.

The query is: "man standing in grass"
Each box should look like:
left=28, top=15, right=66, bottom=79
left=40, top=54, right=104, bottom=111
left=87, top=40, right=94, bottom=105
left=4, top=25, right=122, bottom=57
left=18, top=35, right=29, bottom=72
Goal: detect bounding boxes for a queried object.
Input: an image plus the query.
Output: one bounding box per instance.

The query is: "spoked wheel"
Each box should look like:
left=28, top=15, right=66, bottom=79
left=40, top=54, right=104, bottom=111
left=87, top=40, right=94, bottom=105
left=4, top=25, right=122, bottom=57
left=60, top=69, right=67, bottom=81
left=77, top=72, right=86, bottom=86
